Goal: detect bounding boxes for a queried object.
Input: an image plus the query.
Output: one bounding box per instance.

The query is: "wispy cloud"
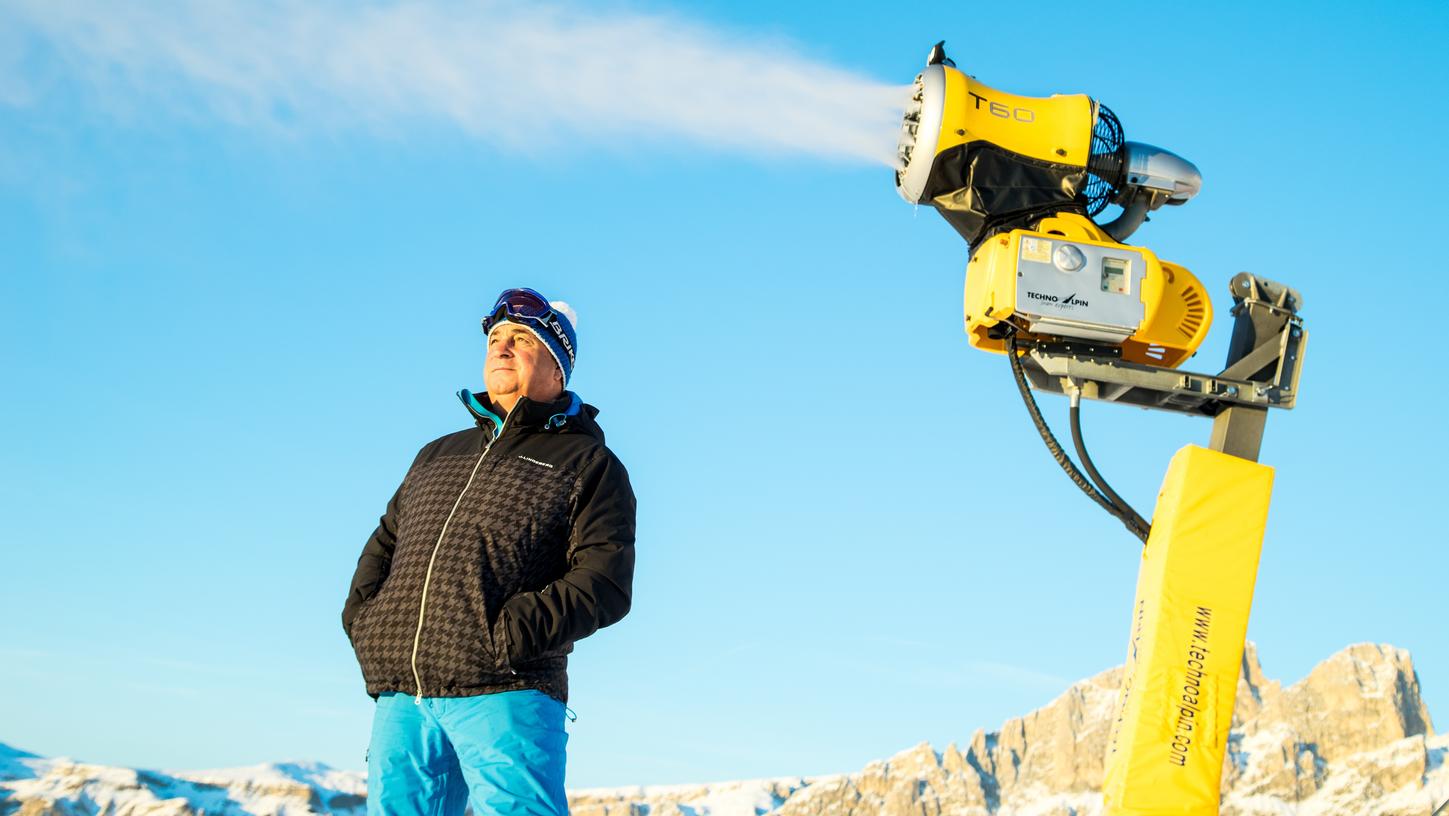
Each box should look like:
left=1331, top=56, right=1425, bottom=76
left=2, top=0, right=906, bottom=165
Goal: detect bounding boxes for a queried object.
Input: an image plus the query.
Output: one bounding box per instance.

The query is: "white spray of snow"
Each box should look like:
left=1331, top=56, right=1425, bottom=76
left=1, top=0, right=907, bottom=165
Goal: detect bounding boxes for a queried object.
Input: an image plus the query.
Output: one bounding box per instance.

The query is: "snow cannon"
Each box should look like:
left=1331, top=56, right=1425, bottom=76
left=896, top=41, right=1311, bottom=816
left=895, top=41, right=1210, bottom=368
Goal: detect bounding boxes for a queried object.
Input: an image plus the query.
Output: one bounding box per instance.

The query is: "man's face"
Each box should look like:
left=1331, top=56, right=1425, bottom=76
left=486, top=322, right=562, bottom=402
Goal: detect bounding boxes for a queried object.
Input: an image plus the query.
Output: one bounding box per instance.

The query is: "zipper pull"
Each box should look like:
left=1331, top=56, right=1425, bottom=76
left=414, top=693, right=422, bottom=705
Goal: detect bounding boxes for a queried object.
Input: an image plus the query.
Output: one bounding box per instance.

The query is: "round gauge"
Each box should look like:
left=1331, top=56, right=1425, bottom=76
left=1053, top=244, right=1087, bottom=272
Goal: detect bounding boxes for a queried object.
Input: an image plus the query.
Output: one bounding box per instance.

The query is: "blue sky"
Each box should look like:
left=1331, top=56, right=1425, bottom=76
left=2, top=0, right=1447, bottom=789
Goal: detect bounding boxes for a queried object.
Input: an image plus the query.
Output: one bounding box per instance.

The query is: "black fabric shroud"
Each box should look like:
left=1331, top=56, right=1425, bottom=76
left=923, top=141, right=1088, bottom=249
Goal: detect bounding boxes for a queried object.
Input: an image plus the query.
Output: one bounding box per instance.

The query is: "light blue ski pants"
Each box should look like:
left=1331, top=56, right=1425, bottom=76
left=368, top=690, right=568, bottom=816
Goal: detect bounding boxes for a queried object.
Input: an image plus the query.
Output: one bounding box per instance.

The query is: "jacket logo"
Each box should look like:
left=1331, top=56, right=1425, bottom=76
left=518, top=455, right=555, bottom=469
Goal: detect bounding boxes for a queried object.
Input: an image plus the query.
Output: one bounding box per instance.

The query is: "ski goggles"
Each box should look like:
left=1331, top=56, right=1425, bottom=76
left=480, top=287, right=576, bottom=365
left=481, top=287, right=556, bottom=335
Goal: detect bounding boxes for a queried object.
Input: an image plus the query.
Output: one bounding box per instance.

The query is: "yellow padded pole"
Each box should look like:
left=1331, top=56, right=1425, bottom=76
left=1102, top=445, right=1274, bottom=815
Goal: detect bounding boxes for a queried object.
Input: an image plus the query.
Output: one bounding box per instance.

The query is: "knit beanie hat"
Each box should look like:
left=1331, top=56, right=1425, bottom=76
left=486, top=291, right=579, bottom=386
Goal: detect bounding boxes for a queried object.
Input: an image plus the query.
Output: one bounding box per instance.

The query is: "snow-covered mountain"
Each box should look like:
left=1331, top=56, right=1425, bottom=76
left=0, top=748, right=365, bottom=816
left=4, top=643, right=1445, bottom=815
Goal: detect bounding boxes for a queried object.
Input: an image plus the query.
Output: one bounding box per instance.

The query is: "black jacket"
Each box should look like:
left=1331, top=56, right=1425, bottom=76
left=342, top=390, right=635, bottom=702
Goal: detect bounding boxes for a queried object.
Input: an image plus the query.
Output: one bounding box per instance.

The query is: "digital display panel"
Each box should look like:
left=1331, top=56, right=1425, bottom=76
left=1101, top=257, right=1131, bottom=294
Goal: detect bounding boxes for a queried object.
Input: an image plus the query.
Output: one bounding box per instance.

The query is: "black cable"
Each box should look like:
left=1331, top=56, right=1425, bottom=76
left=1005, top=330, right=1148, bottom=543
left=1070, top=399, right=1151, bottom=538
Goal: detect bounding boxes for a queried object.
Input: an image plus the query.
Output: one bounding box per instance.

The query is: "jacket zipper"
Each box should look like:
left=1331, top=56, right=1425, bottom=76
left=408, top=413, right=511, bottom=703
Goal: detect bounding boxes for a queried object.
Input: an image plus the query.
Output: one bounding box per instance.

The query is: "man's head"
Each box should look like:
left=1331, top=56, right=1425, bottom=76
left=481, top=287, right=578, bottom=412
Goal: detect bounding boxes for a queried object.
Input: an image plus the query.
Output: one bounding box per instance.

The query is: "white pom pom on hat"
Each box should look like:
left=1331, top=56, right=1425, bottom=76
left=550, top=300, right=578, bottom=330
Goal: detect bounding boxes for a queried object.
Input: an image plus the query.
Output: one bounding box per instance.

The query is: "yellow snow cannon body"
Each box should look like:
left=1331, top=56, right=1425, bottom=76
left=895, top=43, right=1209, bottom=367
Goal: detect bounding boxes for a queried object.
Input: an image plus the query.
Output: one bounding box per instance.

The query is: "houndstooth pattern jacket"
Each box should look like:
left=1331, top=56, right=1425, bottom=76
left=342, top=390, right=635, bottom=703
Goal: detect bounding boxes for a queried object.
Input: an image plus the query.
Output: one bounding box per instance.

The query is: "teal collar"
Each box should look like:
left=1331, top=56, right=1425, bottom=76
left=457, top=389, right=582, bottom=434
left=458, top=389, right=505, bottom=434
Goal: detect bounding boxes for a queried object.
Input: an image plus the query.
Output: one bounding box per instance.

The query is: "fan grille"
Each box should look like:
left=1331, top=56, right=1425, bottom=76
left=1084, top=104, right=1125, bottom=217
left=1177, top=285, right=1207, bottom=340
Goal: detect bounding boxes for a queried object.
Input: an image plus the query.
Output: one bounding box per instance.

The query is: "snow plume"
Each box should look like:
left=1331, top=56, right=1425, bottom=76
left=3, top=0, right=908, bottom=165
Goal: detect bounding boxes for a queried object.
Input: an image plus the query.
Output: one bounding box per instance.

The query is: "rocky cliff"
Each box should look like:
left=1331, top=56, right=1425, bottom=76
left=570, top=643, right=1445, bottom=816
left=3, top=643, right=1444, bottom=815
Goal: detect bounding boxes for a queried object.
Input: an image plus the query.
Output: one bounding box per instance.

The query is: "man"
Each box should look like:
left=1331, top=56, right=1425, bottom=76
left=342, top=287, right=636, bottom=815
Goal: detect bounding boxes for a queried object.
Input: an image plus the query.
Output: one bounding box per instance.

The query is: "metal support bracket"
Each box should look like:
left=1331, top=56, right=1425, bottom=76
left=1016, top=273, right=1306, bottom=460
